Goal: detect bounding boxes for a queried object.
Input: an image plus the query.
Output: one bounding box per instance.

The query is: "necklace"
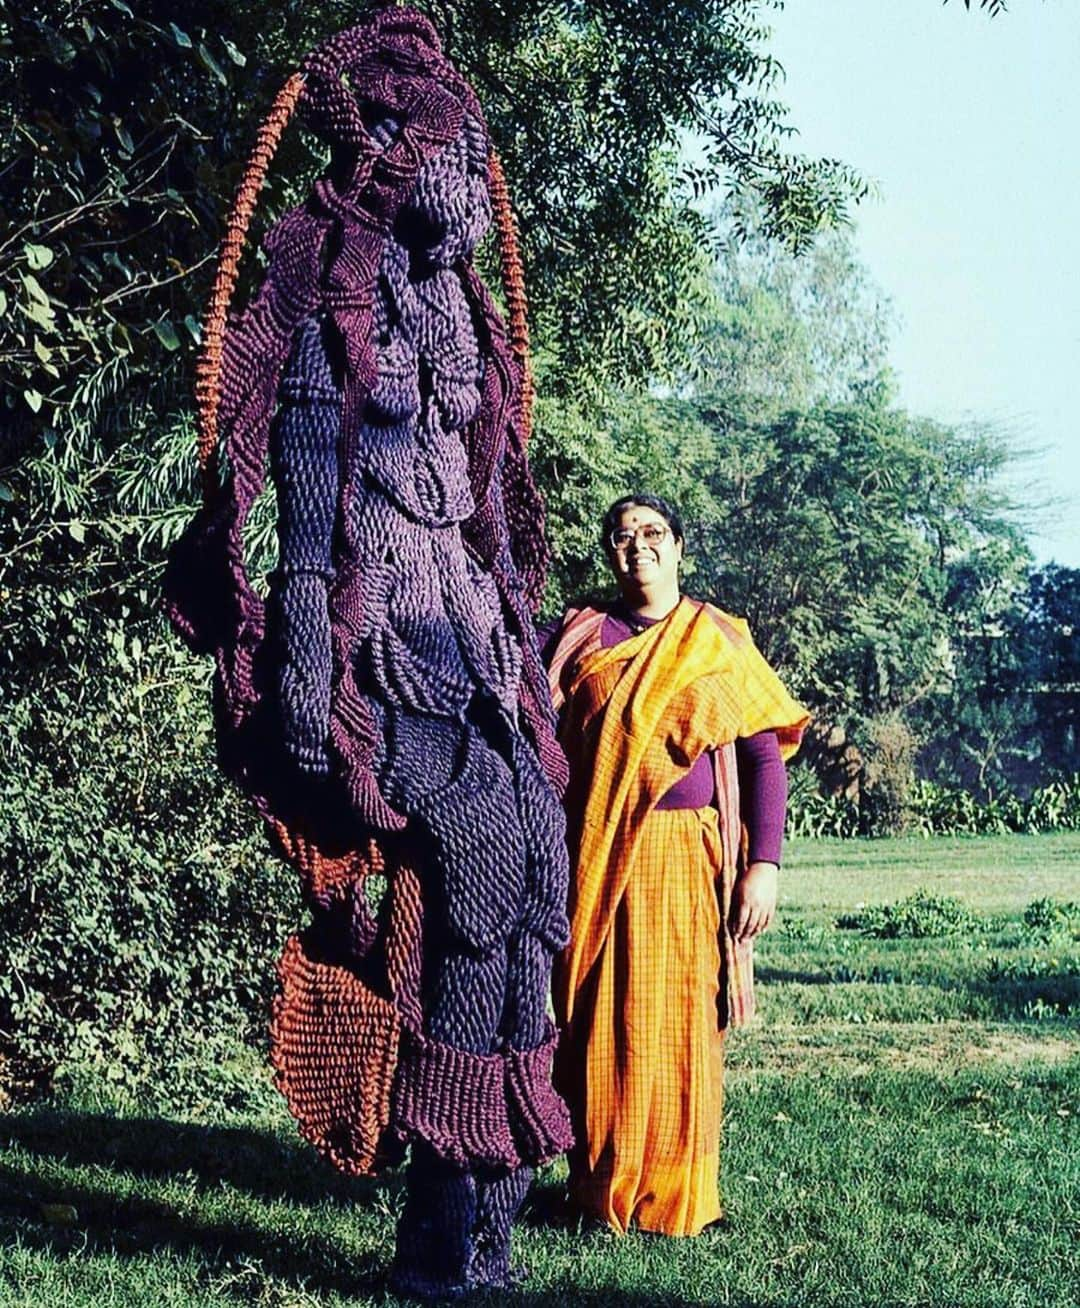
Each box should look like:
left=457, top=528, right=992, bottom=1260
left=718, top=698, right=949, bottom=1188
left=615, top=601, right=659, bottom=634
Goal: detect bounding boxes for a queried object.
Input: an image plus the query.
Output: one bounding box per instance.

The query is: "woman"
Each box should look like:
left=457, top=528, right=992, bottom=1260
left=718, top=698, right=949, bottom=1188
left=544, top=494, right=808, bottom=1237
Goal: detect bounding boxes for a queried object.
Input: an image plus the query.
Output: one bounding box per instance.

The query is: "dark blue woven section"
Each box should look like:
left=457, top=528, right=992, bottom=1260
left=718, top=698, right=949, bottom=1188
left=263, top=51, right=571, bottom=1297
left=391, top=1143, right=476, bottom=1297
left=471, top=1165, right=532, bottom=1288
left=272, top=318, right=341, bottom=773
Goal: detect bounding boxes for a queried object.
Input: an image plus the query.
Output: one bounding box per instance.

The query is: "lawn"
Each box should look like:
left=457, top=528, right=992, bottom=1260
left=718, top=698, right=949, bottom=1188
left=1, top=834, right=1078, bottom=1308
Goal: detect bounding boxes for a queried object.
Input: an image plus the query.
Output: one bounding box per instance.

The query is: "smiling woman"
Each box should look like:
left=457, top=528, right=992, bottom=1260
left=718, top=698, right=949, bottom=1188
left=542, top=494, right=809, bottom=1236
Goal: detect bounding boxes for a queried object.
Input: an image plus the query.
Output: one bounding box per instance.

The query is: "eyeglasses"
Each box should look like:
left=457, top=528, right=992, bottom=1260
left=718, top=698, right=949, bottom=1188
left=608, top=524, right=671, bottom=552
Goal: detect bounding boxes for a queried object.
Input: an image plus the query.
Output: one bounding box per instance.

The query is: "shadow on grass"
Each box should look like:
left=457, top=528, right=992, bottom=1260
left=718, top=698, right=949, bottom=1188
left=967, top=972, right=1080, bottom=1018
left=756, top=964, right=1080, bottom=1019
left=0, top=1107, right=396, bottom=1297
left=0, top=1106, right=388, bottom=1207
left=755, top=966, right=834, bottom=986
left=0, top=1111, right=799, bottom=1306
left=0, top=1160, right=386, bottom=1301
left=493, top=1293, right=789, bottom=1308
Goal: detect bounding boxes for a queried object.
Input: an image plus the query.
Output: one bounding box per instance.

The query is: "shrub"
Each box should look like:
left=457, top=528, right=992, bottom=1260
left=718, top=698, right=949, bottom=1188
left=1022, top=897, right=1080, bottom=937
left=859, top=713, right=919, bottom=836
left=791, top=774, right=1080, bottom=840
left=0, top=625, right=298, bottom=1105
left=836, top=890, right=980, bottom=939
left=1025, top=779, right=1080, bottom=833
left=786, top=789, right=862, bottom=840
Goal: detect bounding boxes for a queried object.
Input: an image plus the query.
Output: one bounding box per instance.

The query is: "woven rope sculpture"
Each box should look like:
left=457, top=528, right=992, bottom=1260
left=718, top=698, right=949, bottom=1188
left=164, top=6, right=571, bottom=1295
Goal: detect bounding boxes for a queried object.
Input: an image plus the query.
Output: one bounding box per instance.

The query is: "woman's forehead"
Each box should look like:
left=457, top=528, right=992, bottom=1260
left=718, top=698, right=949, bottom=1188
left=615, top=504, right=667, bottom=528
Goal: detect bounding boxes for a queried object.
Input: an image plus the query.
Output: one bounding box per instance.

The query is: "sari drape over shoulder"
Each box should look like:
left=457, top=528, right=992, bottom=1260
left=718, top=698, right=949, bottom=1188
left=548, top=597, right=807, bottom=1235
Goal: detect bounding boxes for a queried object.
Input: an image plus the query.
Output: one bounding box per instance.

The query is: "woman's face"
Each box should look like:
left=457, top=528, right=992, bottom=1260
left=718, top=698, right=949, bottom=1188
left=606, top=503, right=683, bottom=594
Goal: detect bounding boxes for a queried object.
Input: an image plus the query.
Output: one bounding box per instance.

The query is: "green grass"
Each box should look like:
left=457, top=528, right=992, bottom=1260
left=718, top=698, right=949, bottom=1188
left=2, top=834, right=1079, bottom=1307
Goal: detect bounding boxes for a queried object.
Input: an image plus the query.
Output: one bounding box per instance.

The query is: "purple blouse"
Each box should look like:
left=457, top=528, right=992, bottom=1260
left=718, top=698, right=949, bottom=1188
left=599, top=607, right=787, bottom=865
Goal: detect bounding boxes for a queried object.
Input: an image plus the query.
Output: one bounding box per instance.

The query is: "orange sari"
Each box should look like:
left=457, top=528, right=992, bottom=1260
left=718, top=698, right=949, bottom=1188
left=549, top=598, right=806, bottom=1235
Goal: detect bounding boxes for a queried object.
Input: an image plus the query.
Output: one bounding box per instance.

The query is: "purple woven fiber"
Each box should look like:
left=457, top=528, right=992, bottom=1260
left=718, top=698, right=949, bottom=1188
left=165, top=10, right=573, bottom=1291
left=469, top=1166, right=532, bottom=1290
left=165, top=9, right=471, bottom=817
left=392, top=1027, right=519, bottom=1170
left=391, top=1143, right=476, bottom=1299
left=271, top=319, right=341, bottom=773
left=505, top=1021, right=575, bottom=1163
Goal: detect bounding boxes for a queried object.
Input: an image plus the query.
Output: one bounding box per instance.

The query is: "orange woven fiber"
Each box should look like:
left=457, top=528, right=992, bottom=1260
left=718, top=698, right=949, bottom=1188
left=270, top=933, right=401, bottom=1177
left=488, top=150, right=534, bottom=443
left=384, top=861, right=424, bottom=1031
left=270, top=817, right=384, bottom=902
left=196, top=71, right=306, bottom=482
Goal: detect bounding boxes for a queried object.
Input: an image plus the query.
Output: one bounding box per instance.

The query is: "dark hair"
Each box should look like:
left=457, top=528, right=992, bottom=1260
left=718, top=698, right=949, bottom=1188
left=601, top=494, right=685, bottom=549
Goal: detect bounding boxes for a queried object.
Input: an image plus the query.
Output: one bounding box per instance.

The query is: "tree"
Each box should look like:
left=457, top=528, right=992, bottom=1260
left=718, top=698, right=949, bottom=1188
left=1026, top=565, right=1080, bottom=781
left=915, top=533, right=1036, bottom=796
left=699, top=217, right=893, bottom=417
left=0, top=0, right=867, bottom=1094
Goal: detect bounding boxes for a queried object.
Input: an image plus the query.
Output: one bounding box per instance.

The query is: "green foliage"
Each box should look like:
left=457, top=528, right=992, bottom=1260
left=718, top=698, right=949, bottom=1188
left=0, top=0, right=1050, bottom=1115
left=3, top=1061, right=1079, bottom=1306
left=4, top=832, right=1080, bottom=1308
left=0, top=618, right=297, bottom=1100
left=429, top=1, right=866, bottom=387
left=907, top=778, right=1023, bottom=836
left=1022, top=897, right=1080, bottom=938
left=785, top=764, right=861, bottom=839
left=1025, top=564, right=1080, bottom=783
left=699, top=217, right=893, bottom=416
left=787, top=775, right=1080, bottom=840
left=836, top=891, right=980, bottom=939
left=0, top=2, right=869, bottom=1098
left=907, top=776, right=1080, bottom=837
left=0, top=2, right=288, bottom=476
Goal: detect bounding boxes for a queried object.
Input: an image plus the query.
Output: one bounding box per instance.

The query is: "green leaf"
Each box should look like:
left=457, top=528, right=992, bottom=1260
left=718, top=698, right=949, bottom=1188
left=114, top=120, right=135, bottom=155
left=183, top=314, right=202, bottom=344
left=0, top=482, right=14, bottom=503
left=23, top=389, right=43, bottom=413
left=24, top=244, right=54, bottom=271
left=153, top=321, right=181, bottom=351
left=169, top=22, right=193, bottom=49
left=0, top=290, right=6, bottom=316
left=21, top=299, right=55, bottom=330
left=68, top=520, right=86, bottom=543
left=198, top=43, right=228, bottom=86
left=33, top=337, right=52, bottom=364
left=109, top=0, right=134, bottom=15
left=221, top=38, right=247, bottom=67
left=20, top=273, right=50, bottom=306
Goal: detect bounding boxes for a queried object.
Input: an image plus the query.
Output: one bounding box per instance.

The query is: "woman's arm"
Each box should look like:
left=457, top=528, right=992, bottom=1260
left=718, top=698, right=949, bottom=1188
left=729, top=731, right=788, bottom=941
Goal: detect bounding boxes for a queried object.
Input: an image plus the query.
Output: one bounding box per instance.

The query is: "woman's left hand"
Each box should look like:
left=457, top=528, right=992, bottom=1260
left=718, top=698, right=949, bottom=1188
left=729, top=861, right=778, bottom=942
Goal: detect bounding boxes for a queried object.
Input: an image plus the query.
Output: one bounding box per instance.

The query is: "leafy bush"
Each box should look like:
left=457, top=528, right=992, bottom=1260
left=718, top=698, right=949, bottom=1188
left=985, top=953, right=1080, bottom=982
left=908, top=776, right=1080, bottom=836
left=0, top=625, right=298, bottom=1105
left=786, top=764, right=862, bottom=839
left=1022, top=897, right=1080, bottom=938
left=859, top=714, right=920, bottom=836
left=1024, top=779, right=1080, bottom=832
left=789, top=774, right=1080, bottom=840
left=836, top=891, right=980, bottom=939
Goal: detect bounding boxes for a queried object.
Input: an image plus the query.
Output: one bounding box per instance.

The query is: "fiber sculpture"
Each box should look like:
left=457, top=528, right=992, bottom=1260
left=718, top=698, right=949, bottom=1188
left=164, top=6, right=572, bottom=1295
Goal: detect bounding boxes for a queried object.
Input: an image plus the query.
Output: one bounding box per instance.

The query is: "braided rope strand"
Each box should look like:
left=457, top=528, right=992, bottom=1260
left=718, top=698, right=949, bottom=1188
left=196, top=72, right=306, bottom=483
left=488, top=150, right=534, bottom=445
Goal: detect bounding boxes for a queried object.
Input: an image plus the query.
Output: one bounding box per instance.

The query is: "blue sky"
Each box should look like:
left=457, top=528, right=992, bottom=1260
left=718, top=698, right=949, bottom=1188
left=765, top=0, right=1079, bottom=567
